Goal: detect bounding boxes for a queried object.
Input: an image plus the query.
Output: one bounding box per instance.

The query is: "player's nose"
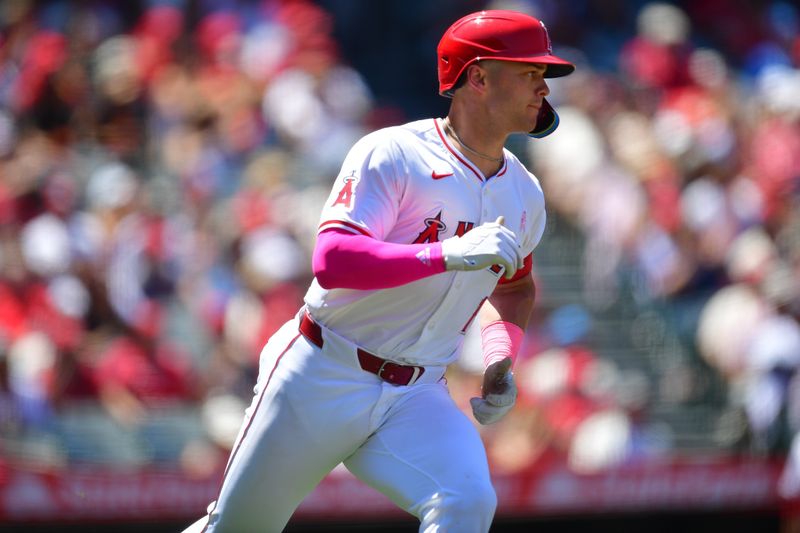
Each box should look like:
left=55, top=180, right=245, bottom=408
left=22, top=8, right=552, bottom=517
left=536, top=80, right=550, bottom=97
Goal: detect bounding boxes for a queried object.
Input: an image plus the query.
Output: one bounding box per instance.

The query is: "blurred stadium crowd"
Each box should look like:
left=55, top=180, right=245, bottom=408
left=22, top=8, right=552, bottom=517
left=0, top=0, right=798, bottom=493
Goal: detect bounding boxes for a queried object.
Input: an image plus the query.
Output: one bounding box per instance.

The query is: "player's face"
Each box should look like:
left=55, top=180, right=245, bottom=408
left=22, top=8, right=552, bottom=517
left=482, top=61, right=550, bottom=134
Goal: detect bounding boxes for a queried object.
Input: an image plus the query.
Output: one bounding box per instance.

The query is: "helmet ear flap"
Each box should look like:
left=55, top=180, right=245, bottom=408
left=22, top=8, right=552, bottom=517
left=529, top=98, right=559, bottom=138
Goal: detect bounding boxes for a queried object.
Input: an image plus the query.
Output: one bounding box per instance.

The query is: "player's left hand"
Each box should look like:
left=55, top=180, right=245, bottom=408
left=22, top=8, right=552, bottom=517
left=470, top=357, right=517, bottom=425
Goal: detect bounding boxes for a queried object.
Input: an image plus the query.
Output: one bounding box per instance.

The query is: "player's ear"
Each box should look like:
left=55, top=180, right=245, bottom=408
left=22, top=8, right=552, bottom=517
left=465, top=62, right=489, bottom=94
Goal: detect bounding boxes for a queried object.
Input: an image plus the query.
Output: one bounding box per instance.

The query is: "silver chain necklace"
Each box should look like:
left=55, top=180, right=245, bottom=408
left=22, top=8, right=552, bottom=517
left=442, top=118, right=504, bottom=164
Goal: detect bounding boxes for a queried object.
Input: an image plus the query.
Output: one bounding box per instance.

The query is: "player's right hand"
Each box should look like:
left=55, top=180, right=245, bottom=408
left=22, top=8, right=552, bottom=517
left=441, top=216, right=523, bottom=279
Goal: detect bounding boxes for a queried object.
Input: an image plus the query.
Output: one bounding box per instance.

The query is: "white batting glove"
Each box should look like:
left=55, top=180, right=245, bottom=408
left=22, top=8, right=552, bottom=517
left=470, top=357, right=517, bottom=425
left=441, top=216, right=523, bottom=279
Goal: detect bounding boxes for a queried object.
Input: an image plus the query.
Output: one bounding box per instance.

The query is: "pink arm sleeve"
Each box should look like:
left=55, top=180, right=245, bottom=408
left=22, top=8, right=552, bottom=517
left=312, top=228, right=446, bottom=290
left=481, top=321, right=525, bottom=368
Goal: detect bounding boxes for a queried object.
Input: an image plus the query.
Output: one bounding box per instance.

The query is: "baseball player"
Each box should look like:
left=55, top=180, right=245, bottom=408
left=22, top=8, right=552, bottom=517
left=185, top=10, right=574, bottom=532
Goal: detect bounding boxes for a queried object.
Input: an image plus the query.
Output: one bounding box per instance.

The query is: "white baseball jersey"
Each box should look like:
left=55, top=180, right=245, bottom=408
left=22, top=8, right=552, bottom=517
left=305, top=118, right=546, bottom=366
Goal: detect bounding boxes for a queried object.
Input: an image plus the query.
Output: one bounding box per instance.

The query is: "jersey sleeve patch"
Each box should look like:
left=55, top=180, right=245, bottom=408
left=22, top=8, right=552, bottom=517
left=330, top=171, right=358, bottom=208
left=318, top=132, right=402, bottom=241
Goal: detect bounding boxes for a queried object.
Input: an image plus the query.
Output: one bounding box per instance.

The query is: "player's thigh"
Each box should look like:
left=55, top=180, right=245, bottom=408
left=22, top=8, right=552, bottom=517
left=343, top=382, right=493, bottom=515
left=208, top=326, right=377, bottom=531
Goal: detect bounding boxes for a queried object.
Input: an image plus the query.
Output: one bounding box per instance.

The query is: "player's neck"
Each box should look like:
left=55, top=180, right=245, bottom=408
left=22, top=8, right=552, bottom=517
left=442, top=114, right=506, bottom=176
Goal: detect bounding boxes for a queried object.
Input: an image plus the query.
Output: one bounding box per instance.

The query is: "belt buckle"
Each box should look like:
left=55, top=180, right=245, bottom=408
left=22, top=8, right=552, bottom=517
left=377, top=360, right=422, bottom=386
left=377, top=360, right=391, bottom=380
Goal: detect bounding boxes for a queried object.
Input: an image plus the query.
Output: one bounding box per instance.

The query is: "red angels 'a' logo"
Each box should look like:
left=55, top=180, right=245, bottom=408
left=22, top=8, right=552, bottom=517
left=331, top=171, right=358, bottom=208
left=413, top=211, right=447, bottom=243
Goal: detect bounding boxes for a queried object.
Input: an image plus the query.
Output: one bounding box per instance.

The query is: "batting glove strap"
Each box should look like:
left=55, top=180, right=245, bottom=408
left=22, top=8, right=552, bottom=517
left=470, top=372, right=517, bottom=425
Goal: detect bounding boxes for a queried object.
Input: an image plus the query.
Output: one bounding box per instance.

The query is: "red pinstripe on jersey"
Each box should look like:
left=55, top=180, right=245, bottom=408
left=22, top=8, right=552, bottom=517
left=461, top=297, right=488, bottom=333
left=201, top=332, right=301, bottom=532
left=433, top=119, right=507, bottom=183
left=318, top=219, right=373, bottom=237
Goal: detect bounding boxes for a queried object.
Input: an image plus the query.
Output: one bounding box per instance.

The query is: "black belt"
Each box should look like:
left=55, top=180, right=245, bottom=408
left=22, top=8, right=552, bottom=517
left=299, top=312, right=425, bottom=386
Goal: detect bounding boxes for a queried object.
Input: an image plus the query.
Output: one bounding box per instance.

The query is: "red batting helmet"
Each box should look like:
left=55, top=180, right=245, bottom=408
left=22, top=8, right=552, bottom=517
left=437, top=10, right=575, bottom=96
left=437, top=10, right=575, bottom=138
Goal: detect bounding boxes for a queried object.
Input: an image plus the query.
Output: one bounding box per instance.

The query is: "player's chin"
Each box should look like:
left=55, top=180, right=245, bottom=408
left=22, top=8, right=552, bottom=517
left=519, top=107, right=540, bottom=132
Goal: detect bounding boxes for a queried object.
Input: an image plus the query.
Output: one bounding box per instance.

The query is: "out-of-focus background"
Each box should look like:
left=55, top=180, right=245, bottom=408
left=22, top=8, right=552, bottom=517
left=0, top=0, right=798, bottom=531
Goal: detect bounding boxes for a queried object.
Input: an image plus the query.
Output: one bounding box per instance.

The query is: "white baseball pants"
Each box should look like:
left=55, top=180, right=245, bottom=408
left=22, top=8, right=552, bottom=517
left=184, top=313, right=496, bottom=532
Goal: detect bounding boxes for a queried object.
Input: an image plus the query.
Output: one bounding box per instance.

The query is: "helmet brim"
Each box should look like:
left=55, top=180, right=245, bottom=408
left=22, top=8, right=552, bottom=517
left=540, top=58, right=575, bottom=78
left=488, top=54, right=575, bottom=78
